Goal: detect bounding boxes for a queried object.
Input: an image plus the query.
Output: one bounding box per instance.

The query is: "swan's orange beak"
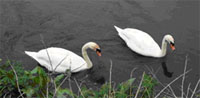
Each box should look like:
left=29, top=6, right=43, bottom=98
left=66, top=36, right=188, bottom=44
left=96, top=48, right=101, bottom=56
left=170, top=44, right=175, bottom=51
left=96, top=51, right=101, bottom=56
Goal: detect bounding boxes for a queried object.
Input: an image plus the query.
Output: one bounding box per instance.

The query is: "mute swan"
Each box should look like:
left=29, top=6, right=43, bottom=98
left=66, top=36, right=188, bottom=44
left=25, top=42, right=101, bottom=73
left=114, top=26, right=175, bottom=58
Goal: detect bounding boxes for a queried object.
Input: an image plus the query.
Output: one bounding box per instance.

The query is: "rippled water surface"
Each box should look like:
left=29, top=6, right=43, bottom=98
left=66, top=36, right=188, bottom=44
left=0, top=0, right=199, bottom=94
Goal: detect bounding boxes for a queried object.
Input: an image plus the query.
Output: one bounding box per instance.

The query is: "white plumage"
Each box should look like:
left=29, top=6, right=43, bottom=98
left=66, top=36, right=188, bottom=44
left=114, top=26, right=175, bottom=58
left=25, top=42, right=101, bottom=73
left=25, top=47, right=87, bottom=73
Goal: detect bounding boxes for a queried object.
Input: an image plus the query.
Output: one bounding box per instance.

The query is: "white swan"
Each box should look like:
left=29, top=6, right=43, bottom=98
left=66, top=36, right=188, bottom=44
left=25, top=42, right=101, bottom=73
left=114, top=26, right=175, bottom=58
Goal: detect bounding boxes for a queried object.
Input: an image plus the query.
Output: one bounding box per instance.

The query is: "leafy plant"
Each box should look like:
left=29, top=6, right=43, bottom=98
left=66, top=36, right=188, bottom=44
left=0, top=60, right=159, bottom=98
left=0, top=60, right=26, bottom=97
left=140, top=74, right=158, bottom=98
left=115, top=78, right=135, bottom=98
left=79, top=78, right=136, bottom=98
left=0, top=60, right=70, bottom=97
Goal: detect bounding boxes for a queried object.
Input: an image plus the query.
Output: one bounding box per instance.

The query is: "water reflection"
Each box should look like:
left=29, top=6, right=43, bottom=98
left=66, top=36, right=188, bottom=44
left=71, top=61, right=106, bottom=85
left=161, top=61, right=173, bottom=78
left=87, top=64, right=106, bottom=85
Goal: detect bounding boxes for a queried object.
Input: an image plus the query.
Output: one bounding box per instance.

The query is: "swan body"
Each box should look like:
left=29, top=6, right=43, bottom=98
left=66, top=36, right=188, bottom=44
left=25, top=42, right=101, bottom=73
left=114, top=26, right=175, bottom=58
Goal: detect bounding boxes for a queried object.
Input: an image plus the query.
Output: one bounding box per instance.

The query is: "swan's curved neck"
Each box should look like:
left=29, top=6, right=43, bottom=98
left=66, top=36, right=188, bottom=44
left=82, top=44, right=92, bottom=69
left=160, top=37, right=167, bottom=57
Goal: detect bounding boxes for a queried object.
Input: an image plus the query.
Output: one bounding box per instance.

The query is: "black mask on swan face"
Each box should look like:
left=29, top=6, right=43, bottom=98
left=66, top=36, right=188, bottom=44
left=170, top=41, right=175, bottom=51
left=96, top=48, right=101, bottom=56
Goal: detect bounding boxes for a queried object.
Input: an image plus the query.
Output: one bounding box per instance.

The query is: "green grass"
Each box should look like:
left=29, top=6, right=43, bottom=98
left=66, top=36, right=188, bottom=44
left=0, top=60, right=158, bottom=98
left=0, top=58, right=199, bottom=98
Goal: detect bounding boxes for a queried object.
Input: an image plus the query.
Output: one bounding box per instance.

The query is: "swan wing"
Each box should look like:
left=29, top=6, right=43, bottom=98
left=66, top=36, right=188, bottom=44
left=116, top=27, right=161, bottom=57
left=25, top=47, right=87, bottom=73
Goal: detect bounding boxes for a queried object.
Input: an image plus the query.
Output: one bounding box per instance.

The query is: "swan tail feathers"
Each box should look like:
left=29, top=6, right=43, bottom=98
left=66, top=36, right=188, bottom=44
left=25, top=51, right=38, bottom=61
left=114, top=25, right=128, bottom=42
left=114, top=25, right=123, bottom=33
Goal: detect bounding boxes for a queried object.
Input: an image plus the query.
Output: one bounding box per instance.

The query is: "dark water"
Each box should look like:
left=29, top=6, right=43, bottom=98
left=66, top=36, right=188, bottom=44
left=0, top=0, right=199, bottom=95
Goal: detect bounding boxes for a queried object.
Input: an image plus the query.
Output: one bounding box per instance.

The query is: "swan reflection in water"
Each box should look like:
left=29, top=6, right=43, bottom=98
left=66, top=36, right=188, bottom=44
left=161, top=61, right=173, bottom=78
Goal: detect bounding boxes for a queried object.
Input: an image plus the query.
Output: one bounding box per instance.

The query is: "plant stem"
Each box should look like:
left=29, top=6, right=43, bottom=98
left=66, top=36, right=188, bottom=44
left=135, top=72, right=145, bottom=98
left=109, top=60, right=113, bottom=98
left=52, top=75, right=69, bottom=98
left=155, top=69, right=191, bottom=98
left=168, top=85, right=177, bottom=98
left=74, top=78, right=85, bottom=98
left=182, top=55, right=188, bottom=98
left=7, top=58, right=24, bottom=98
left=190, top=79, right=200, bottom=98
left=40, top=34, right=52, bottom=98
